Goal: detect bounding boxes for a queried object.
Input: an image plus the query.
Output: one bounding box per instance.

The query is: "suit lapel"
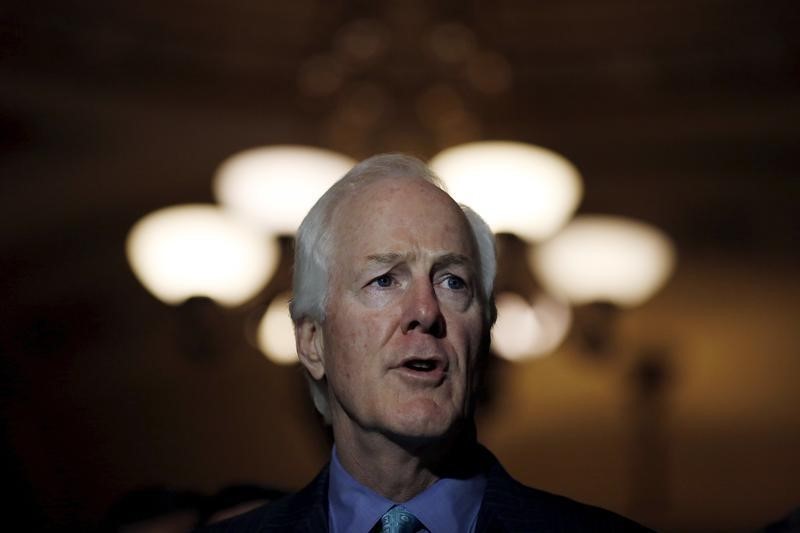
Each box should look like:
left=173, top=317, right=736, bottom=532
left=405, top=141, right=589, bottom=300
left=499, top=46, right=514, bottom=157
left=474, top=468, right=510, bottom=533
left=473, top=448, right=548, bottom=533
left=473, top=448, right=512, bottom=533
left=297, top=483, right=328, bottom=533
left=263, top=465, right=330, bottom=532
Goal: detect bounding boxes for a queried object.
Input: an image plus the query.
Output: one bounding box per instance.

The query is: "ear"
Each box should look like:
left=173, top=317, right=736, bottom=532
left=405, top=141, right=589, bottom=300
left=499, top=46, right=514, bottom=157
left=295, top=317, right=326, bottom=380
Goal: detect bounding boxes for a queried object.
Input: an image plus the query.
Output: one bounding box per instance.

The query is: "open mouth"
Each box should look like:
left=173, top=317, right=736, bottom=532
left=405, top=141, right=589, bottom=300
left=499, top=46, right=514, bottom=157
left=402, top=359, right=439, bottom=372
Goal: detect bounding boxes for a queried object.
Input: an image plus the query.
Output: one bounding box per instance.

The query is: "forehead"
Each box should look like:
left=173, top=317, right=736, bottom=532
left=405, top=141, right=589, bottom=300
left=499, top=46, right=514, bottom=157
left=331, top=177, right=477, bottom=265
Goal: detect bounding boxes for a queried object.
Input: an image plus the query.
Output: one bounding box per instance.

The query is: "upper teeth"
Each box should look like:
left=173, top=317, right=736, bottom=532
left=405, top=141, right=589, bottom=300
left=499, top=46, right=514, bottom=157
left=407, top=360, right=434, bottom=371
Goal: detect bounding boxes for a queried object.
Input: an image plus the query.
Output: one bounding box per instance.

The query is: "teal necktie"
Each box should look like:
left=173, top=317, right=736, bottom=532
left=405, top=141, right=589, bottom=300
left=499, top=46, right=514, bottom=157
left=376, top=505, right=424, bottom=533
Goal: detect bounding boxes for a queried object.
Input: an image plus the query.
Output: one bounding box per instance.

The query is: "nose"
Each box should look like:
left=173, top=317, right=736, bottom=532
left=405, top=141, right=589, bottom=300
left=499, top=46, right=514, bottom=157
left=401, top=279, right=445, bottom=337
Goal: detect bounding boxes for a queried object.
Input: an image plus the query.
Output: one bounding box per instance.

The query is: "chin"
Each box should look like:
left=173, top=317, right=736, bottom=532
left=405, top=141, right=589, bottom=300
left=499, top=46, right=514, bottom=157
left=385, top=400, right=462, bottom=441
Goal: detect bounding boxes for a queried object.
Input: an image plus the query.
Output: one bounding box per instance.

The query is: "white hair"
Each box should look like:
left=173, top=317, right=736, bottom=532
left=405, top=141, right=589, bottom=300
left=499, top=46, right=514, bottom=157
left=290, top=153, right=496, bottom=422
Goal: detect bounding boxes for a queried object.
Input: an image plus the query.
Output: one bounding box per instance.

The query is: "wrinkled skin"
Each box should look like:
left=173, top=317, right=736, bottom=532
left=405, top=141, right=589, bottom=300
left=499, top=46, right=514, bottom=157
left=298, top=177, right=486, bottom=447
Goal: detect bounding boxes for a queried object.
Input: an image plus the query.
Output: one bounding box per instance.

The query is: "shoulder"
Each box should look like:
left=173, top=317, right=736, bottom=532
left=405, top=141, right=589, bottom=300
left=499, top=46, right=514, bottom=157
left=195, top=468, right=329, bottom=533
left=478, top=451, right=654, bottom=532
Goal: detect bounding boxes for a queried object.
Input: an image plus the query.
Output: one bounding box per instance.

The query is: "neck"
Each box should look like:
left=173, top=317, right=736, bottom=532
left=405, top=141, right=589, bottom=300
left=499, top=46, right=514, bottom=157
left=332, top=420, right=480, bottom=502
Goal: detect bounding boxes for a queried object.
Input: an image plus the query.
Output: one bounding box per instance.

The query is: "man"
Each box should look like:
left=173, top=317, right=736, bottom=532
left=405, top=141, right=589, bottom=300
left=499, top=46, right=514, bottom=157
left=203, top=154, right=651, bottom=532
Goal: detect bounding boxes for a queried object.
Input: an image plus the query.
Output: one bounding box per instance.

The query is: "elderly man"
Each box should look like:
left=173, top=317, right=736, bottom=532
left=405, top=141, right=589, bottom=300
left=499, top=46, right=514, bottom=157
left=203, top=154, right=650, bottom=532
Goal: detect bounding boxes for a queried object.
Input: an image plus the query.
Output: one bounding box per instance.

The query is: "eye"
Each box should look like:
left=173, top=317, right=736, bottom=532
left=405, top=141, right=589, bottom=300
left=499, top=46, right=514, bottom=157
left=371, top=274, right=394, bottom=288
left=444, top=275, right=466, bottom=290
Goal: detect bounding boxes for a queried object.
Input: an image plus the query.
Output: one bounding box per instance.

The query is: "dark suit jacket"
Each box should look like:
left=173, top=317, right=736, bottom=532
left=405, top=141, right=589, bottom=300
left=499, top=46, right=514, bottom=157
left=200, top=453, right=653, bottom=532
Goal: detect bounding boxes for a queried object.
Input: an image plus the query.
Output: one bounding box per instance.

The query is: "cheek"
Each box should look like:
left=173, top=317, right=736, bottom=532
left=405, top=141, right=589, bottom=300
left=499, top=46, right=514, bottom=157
left=455, top=316, right=485, bottom=367
left=360, top=287, right=401, bottom=309
left=325, top=308, right=386, bottom=378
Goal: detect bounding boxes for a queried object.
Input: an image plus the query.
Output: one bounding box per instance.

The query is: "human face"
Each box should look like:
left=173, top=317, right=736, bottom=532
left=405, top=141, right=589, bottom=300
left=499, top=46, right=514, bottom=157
left=317, top=177, right=485, bottom=443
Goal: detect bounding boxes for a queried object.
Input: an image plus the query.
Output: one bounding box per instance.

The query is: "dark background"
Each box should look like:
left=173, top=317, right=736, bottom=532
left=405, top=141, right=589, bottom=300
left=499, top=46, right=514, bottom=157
left=1, top=1, right=799, bottom=531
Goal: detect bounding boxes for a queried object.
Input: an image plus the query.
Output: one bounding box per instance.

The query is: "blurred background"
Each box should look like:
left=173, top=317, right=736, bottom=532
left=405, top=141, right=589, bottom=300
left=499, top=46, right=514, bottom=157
left=1, top=0, right=799, bottom=531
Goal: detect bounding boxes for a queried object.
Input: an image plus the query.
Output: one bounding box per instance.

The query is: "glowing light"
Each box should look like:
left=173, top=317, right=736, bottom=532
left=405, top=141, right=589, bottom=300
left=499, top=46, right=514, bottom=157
left=214, top=145, right=356, bottom=235
left=126, top=205, right=277, bottom=307
left=531, top=215, right=676, bottom=307
left=429, top=141, right=583, bottom=242
left=492, top=292, right=572, bottom=361
left=257, top=292, right=298, bottom=365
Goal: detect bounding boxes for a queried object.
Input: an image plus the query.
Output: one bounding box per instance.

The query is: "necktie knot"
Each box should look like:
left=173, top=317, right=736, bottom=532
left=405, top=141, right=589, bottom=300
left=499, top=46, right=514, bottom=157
left=377, top=505, right=423, bottom=533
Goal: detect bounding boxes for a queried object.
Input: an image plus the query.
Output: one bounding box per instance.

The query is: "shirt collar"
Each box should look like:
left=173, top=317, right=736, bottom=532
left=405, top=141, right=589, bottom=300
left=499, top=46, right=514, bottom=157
left=328, top=445, right=486, bottom=533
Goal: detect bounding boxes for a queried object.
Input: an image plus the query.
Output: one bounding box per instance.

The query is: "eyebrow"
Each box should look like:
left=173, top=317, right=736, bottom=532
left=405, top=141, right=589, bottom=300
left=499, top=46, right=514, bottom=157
left=365, top=252, right=406, bottom=266
left=432, top=253, right=473, bottom=271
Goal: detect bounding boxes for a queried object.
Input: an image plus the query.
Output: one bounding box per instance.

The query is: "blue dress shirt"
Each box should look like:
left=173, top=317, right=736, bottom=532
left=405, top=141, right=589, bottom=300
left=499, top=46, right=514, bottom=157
left=328, top=446, right=487, bottom=533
